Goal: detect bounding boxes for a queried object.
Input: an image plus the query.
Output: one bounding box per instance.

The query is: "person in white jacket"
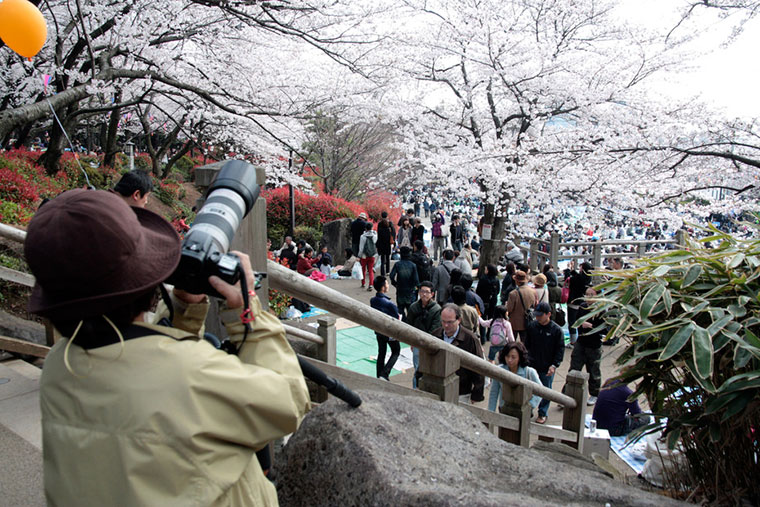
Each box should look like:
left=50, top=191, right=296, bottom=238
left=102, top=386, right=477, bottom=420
left=358, top=221, right=378, bottom=291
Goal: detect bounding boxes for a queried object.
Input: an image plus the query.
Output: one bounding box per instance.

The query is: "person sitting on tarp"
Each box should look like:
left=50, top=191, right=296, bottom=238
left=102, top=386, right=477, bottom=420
left=592, top=378, right=651, bottom=437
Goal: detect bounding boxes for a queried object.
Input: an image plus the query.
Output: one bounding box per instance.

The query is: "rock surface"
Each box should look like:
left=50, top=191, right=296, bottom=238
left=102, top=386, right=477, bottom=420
left=276, top=390, right=681, bottom=506
left=322, top=218, right=352, bottom=264
left=0, top=310, right=46, bottom=344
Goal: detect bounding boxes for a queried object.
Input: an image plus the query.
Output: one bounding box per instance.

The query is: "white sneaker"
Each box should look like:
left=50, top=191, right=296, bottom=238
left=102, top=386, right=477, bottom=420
left=587, top=396, right=597, bottom=406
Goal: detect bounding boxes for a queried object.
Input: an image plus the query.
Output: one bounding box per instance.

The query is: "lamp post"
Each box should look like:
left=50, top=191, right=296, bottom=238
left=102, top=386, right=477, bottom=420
left=288, top=150, right=295, bottom=237
left=126, top=141, right=134, bottom=171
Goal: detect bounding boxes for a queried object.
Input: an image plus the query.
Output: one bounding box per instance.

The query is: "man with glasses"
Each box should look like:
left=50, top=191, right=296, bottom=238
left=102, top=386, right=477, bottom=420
left=406, top=282, right=441, bottom=388
left=432, top=304, right=485, bottom=404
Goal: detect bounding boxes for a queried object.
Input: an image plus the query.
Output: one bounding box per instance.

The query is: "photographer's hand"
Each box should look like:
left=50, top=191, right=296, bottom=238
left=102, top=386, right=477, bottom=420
left=209, top=250, right=255, bottom=309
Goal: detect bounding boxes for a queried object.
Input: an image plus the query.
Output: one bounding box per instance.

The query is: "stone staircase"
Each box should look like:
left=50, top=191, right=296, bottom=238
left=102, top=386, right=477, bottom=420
left=0, top=359, right=45, bottom=507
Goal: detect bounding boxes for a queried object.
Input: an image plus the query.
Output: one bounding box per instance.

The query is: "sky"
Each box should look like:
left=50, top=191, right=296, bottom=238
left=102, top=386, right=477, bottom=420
left=617, top=0, right=760, bottom=119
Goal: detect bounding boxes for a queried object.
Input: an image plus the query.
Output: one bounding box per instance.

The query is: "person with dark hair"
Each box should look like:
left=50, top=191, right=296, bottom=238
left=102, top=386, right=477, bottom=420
left=482, top=305, right=514, bottom=362
left=350, top=212, right=369, bottom=257
left=397, top=208, right=415, bottom=227
left=432, top=249, right=457, bottom=305
left=592, top=378, right=650, bottom=436
left=567, top=261, right=593, bottom=347
left=524, top=302, right=565, bottom=424
left=396, top=217, right=413, bottom=250
left=279, top=242, right=298, bottom=270
left=370, top=276, right=401, bottom=380
left=407, top=281, right=441, bottom=388
left=337, top=248, right=359, bottom=277
left=450, top=215, right=464, bottom=252
left=25, top=189, right=309, bottom=505
left=296, top=247, right=319, bottom=275
left=432, top=304, right=485, bottom=403
left=500, top=261, right=517, bottom=304
left=450, top=285, right=479, bottom=334
left=476, top=264, right=500, bottom=320
left=376, top=211, right=396, bottom=276
left=458, top=272, right=485, bottom=315
left=411, top=217, right=426, bottom=245
left=111, top=170, right=153, bottom=208
left=411, top=239, right=433, bottom=282
left=506, top=270, right=536, bottom=342
left=567, top=287, right=605, bottom=405
left=542, top=263, right=558, bottom=288
left=389, top=246, right=419, bottom=319
left=488, top=341, right=541, bottom=413
left=431, top=211, right=446, bottom=261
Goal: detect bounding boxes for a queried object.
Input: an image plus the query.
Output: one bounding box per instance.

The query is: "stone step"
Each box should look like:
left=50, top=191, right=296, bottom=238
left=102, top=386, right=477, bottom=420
left=0, top=359, right=44, bottom=506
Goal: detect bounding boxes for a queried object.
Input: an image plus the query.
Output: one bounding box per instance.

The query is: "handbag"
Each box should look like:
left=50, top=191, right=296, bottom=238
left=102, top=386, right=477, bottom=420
left=517, top=287, right=534, bottom=325
left=554, top=306, right=566, bottom=327
left=560, top=278, right=570, bottom=304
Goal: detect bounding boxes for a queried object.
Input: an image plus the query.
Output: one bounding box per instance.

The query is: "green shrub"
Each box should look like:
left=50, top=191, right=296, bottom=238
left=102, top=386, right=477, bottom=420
left=591, top=223, right=760, bottom=505
left=294, top=225, right=322, bottom=249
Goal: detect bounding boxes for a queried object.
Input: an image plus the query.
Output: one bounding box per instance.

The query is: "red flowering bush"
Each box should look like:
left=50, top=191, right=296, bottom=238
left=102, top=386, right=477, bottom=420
left=264, top=186, right=367, bottom=242
left=361, top=190, right=402, bottom=222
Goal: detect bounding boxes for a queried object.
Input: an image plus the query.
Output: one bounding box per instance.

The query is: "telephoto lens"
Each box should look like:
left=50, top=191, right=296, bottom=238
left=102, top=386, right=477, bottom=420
left=168, top=160, right=260, bottom=295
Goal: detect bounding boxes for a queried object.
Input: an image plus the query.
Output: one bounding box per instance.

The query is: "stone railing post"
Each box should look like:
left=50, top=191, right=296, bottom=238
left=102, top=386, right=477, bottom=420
left=592, top=242, right=602, bottom=269
left=561, top=370, right=589, bottom=452
left=529, top=239, right=539, bottom=273
left=550, top=233, right=560, bottom=269
left=637, top=242, right=646, bottom=258
left=676, top=229, right=687, bottom=248
left=418, top=348, right=460, bottom=403
left=498, top=382, right=532, bottom=448
left=316, top=316, right=336, bottom=365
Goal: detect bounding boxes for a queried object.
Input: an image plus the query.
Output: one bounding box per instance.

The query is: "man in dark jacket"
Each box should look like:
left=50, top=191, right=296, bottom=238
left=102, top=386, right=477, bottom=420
left=524, top=302, right=565, bottom=423
left=432, top=249, right=457, bottom=305
left=449, top=215, right=464, bottom=252
left=568, top=287, right=604, bottom=405
left=351, top=212, right=369, bottom=257
left=411, top=240, right=433, bottom=282
left=389, top=246, right=419, bottom=320
left=406, top=281, right=441, bottom=388
left=566, top=261, right=593, bottom=346
left=431, top=304, right=485, bottom=403
left=376, top=211, right=396, bottom=276
left=370, top=276, right=401, bottom=380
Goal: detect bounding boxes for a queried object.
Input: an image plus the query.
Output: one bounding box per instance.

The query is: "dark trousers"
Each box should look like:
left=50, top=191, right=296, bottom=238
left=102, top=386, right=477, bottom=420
left=569, top=343, right=602, bottom=396
left=567, top=305, right=581, bottom=342
left=397, top=300, right=411, bottom=321
left=380, top=253, right=391, bottom=276
left=376, top=335, right=400, bottom=379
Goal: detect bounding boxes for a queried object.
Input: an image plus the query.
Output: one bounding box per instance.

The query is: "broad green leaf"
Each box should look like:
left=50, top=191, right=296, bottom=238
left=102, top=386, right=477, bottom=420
left=720, top=393, right=752, bottom=422
left=658, top=323, right=695, bottom=361
left=719, top=379, right=760, bottom=393
left=744, top=329, right=760, bottom=348
left=713, top=332, right=730, bottom=352
left=691, top=325, right=713, bottom=379
left=704, top=392, right=740, bottom=415
left=662, top=288, right=672, bottom=315
left=652, top=265, right=670, bottom=277
left=640, top=283, right=666, bottom=320
left=727, top=252, right=745, bottom=269
left=666, top=427, right=682, bottom=450
left=707, top=315, right=732, bottom=337
left=727, top=304, right=747, bottom=318
left=658, top=251, right=693, bottom=263
left=719, top=371, right=760, bottom=389
left=681, top=264, right=702, bottom=288
left=734, top=346, right=752, bottom=368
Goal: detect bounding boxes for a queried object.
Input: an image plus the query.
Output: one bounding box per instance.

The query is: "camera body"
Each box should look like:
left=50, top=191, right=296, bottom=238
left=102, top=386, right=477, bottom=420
left=168, top=160, right=260, bottom=297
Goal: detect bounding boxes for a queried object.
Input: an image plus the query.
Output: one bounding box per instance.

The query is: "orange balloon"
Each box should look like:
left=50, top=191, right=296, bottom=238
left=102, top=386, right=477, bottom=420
left=0, top=0, right=48, bottom=59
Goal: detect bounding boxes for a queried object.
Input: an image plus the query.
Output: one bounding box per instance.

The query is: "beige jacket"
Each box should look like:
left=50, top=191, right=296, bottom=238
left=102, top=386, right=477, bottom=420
left=40, top=295, right=310, bottom=506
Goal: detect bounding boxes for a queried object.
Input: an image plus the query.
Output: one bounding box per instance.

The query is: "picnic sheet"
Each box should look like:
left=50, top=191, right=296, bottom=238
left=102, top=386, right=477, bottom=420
left=585, top=414, right=647, bottom=474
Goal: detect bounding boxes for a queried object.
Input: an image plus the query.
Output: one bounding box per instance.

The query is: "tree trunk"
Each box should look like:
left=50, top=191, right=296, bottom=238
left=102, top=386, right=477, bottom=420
left=477, top=201, right=509, bottom=278
left=102, top=95, right=121, bottom=168
left=163, top=139, right=193, bottom=178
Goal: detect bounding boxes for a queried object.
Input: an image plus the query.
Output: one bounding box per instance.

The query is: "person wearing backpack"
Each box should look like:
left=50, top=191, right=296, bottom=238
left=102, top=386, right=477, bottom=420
left=431, top=212, right=446, bottom=261
left=482, top=305, right=514, bottom=362
left=506, top=270, right=536, bottom=342
left=411, top=240, right=433, bottom=282
left=358, top=222, right=378, bottom=291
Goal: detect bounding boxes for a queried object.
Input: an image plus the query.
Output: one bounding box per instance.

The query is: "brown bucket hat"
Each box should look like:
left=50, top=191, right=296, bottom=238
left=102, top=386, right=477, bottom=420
left=513, top=270, right=528, bottom=283
left=25, top=189, right=181, bottom=320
